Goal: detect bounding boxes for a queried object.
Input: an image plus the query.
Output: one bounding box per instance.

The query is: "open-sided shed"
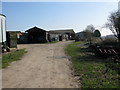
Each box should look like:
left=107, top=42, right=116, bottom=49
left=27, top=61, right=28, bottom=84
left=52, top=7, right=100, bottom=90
left=25, top=26, right=48, bottom=43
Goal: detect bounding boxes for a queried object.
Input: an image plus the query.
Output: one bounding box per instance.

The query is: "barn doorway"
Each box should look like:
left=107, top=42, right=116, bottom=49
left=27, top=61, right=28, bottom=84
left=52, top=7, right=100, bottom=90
left=59, top=35, right=62, bottom=41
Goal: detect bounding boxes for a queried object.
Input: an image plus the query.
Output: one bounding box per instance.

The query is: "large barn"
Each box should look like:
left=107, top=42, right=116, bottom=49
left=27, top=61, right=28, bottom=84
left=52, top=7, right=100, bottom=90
left=25, top=26, right=48, bottom=43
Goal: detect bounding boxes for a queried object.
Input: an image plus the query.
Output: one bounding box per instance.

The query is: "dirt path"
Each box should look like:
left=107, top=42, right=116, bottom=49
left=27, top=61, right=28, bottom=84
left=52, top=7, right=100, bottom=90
left=2, top=41, right=79, bottom=88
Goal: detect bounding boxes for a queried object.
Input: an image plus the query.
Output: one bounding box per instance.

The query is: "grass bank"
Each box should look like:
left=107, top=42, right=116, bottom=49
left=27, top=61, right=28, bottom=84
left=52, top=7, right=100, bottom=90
left=2, top=49, right=27, bottom=68
left=47, top=41, right=59, bottom=44
left=65, top=41, right=120, bottom=88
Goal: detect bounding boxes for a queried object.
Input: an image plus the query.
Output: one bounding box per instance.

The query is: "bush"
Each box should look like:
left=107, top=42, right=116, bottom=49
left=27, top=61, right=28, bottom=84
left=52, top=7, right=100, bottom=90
left=99, top=37, right=119, bottom=47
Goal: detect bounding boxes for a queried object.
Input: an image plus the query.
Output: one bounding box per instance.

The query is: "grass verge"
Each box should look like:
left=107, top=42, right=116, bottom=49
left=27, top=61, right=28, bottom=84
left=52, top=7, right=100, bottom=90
left=2, top=49, right=27, bottom=68
left=48, top=41, right=59, bottom=44
left=65, top=41, right=120, bottom=88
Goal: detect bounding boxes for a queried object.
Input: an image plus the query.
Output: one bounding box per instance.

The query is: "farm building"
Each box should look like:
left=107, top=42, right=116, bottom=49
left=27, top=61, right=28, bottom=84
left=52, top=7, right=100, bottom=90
left=25, top=26, right=48, bottom=43
left=17, top=32, right=28, bottom=44
left=6, top=31, right=19, bottom=48
left=76, top=32, right=85, bottom=41
left=48, top=29, right=75, bottom=42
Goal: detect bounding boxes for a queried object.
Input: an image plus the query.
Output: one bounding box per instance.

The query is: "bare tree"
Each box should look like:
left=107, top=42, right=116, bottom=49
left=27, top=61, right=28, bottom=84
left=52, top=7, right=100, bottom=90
left=106, top=11, right=120, bottom=61
left=106, top=11, right=120, bottom=42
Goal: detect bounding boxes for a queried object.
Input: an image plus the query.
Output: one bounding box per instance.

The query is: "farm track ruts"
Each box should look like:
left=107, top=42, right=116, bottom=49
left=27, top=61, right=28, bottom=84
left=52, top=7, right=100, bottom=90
left=2, top=41, right=79, bottom=88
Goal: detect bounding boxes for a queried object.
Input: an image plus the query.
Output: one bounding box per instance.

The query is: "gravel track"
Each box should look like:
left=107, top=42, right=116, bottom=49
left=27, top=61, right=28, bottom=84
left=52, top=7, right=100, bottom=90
left=2, top=41, right=79, bottom=88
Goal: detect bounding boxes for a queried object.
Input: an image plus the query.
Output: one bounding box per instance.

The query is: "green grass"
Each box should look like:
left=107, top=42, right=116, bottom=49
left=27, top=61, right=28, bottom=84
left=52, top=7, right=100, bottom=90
left=0, top=56, right=2, bottom=69
left=65, top=41, right=120, bottom=88
left=47, top=41, right=59, bottom=44
left=2, top=49, right=27, bottom=68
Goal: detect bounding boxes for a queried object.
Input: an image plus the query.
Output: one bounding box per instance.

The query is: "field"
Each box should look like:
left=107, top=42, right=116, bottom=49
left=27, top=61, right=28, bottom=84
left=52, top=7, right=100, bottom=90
left=65, top=41, right=120, bottom=88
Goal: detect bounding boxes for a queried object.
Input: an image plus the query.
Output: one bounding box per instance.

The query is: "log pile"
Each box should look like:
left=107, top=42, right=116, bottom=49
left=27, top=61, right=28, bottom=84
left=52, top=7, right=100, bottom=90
left=89, top=44, right=119, bottom=57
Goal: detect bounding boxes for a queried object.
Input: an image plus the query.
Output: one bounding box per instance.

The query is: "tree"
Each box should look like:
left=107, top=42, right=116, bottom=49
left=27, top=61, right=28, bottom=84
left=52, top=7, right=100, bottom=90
left=83, top=25, right=95, bottom=43
left=93, top=29, right=101, bottom=37
left=106, top=11, right=120, bottom=42
left=106, top=11, right=120, bottom=60
left=82, top=30, right=94, bottom=43
left=85, top=24, right=95, bottom=32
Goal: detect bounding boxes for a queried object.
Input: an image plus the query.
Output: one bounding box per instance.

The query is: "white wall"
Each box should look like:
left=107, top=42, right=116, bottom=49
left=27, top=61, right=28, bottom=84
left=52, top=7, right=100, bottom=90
left=0, top=14, right=6, bottom=43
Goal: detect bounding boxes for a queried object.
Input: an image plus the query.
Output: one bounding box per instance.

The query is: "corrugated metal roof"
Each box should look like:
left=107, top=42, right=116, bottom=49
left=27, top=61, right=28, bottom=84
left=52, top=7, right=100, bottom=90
left=25, top=26, right=46, bottom=32
left=49, top=29, right=75, bottom=34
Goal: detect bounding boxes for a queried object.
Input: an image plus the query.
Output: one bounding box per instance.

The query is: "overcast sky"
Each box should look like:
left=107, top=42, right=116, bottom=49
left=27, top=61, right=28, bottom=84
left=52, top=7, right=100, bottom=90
left=2, top=2, right=118, bottom=36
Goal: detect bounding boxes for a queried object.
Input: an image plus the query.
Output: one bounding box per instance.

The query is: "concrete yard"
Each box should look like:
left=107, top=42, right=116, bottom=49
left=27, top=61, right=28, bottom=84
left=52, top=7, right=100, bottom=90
left=2, top=41, right=79, bottom=88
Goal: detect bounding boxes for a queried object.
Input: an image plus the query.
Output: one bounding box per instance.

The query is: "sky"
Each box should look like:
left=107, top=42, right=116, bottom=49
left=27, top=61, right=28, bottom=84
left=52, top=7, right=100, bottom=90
left=2, top=2, right=119, bottom=36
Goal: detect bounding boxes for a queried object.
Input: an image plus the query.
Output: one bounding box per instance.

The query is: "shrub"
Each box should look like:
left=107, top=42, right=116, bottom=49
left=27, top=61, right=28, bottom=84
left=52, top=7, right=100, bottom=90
left=99, top=37, right=119, bottom=48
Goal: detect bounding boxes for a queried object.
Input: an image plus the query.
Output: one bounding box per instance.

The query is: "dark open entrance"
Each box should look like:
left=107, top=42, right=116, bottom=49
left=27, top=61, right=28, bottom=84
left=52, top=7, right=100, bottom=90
left=25, top=26, right=47, bottom=43
left=59, top=35, right=62, bottom=41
